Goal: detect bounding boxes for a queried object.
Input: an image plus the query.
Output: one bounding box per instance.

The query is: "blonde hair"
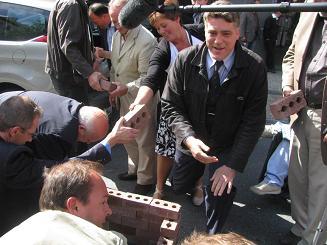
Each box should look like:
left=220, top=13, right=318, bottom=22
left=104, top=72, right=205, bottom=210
left=181, top=231, right=255, bottom=245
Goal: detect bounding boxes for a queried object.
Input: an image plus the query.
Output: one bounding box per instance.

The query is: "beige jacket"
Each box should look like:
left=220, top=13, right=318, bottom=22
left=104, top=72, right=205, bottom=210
left=282, top=6, right=327, bottom=165
left=0, top=210, right=127, bottom=245
left=110, top=25, right=157, bottom=107
left=282, top=9, right=318, bottom=91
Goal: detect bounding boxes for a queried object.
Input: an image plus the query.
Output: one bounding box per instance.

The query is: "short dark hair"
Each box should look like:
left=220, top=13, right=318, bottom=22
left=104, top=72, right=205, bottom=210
left=0, top=96, right=42, bottom=132
left=39, top=159, right=103, bottom=211
left=88, top=3, right=109, bottom=16
left=203, top=0, right=240, bottom=27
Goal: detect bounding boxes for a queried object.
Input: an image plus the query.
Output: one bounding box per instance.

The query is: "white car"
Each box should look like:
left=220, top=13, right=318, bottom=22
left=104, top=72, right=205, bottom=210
left=0, top=0, right=56, bottom=93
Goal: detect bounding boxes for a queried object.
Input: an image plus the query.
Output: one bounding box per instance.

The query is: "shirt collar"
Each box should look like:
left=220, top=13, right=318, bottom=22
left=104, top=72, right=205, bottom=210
left=207, top=49, right=235, bottom=71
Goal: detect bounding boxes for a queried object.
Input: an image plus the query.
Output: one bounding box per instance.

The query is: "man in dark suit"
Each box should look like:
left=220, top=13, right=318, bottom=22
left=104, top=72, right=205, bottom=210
left=0, top=92, right=138, bottom=235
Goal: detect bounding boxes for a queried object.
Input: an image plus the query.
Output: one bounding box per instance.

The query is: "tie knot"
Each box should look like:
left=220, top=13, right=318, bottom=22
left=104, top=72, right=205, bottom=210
left=214, top=60, right=223, bottom=72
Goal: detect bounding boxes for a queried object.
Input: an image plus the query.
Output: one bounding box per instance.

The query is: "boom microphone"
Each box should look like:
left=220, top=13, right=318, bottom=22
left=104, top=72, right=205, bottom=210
left=119, top=1, right=327, bottom=30
left=119, top=0, right=159, bottom=30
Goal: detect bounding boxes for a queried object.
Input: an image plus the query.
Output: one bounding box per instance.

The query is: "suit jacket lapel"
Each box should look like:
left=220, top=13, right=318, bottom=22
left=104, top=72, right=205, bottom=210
left=118, top=26, right=140, bottom=60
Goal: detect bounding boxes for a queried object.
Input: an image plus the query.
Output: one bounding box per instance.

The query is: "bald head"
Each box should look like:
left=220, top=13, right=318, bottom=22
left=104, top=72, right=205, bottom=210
left=77, top=106, right=109, bottom=144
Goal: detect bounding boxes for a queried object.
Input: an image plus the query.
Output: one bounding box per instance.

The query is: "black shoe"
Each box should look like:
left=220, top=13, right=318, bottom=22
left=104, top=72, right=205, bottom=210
left=118, top=172, right=137, bottom=181
left=133, top=184, right=153, bottom=195
left=279, top=231, right=301, bottom=245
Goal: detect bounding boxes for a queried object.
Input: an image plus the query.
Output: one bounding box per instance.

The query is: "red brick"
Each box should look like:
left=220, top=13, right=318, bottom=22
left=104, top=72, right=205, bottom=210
left=99, top=79, right=117, bottom=92
left=112, top=206, right=137, bottom=218
left=149, top=199, right=181, bottom=221
left=121, top=216, right=148, bottom=230
left=108, top=213, right=121, bottom=224
left=148, top=222, right=161, bottom=236
left=123, top=104, right=149, bottom=129
left=147, top=214, right=165, bottom=224
left=123, top=192, right=152, bottom=211
left=157, top=236, right=174, bottom=245
left=270, top=90, right=307, bottom=120
left=107, top=189, right=127, bottom=207
left=160, top=220, right=180, bottom=240
left=136, top=210, right=149, bottom=221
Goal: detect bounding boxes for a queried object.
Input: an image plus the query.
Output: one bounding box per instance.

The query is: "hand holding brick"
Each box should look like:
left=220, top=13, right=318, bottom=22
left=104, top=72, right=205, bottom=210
left=270, top=90, right=307, bottom=120
left=100, top=79, right=117, bottom=92
left=123, top=104, right=149, bottom=129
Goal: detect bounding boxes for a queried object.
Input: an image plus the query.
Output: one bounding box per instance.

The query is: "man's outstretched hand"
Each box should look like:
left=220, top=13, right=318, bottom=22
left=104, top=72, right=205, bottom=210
left=184, top=136, right=219, bottom=164
left=105, top=117, right=139, bottom=147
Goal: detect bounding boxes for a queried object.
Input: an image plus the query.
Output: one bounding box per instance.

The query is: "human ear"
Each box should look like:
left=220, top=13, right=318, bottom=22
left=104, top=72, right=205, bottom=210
left=66, top=197, right=79, bottom=215
left=8, top=126, right=21, bottom=137
left=77, top=124, right=87, bottom=142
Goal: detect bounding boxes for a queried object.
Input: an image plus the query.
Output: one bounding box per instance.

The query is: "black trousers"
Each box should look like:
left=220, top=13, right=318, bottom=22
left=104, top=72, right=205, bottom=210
left=171, top=149, right=237, bottom=233
left=264, top=39, right=276, bottom=70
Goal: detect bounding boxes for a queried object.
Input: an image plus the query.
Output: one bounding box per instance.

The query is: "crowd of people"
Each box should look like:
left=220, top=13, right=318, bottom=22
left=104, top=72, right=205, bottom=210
left=0, top=0, right=326, bottom=244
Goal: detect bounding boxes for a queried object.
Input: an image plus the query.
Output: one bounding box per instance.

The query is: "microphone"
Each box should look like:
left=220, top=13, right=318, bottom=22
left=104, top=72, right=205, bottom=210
left=119, top=1, right=327, bottom=30
left=119, top=0, right=159, bottom=29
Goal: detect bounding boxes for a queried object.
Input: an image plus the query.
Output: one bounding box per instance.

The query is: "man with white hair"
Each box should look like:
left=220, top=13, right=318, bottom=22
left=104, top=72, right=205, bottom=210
left=108, top=0, right=158, bottom=195
left=0, top=91, right=138, bottom=235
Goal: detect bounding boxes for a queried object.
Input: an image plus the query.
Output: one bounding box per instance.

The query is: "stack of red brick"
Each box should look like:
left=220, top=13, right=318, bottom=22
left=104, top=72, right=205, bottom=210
left=107, top=189, right=181, bottom=245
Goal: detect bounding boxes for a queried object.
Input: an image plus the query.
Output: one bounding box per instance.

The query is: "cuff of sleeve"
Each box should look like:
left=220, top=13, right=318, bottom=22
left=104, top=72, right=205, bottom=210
left=100, top=141, right=111, bottom=155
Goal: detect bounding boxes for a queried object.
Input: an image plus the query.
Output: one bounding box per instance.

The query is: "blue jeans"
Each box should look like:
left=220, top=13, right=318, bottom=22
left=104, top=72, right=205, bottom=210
left=264, top=139, right=290, bottom=187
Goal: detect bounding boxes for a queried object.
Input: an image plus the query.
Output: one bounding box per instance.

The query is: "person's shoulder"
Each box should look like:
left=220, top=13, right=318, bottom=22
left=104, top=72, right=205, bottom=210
left=0, top=141, right=34, bottom=169
left=184, top=23, right=205, bottom=41
left=178, top=44, right=202, bottom=59
left=56, top=0, right=80, bottom=13
left=134, top=26, right=157, bottom=48
left=0, top=140, right=27, bottom=154
left=139, top=25, right=156, bottom=40
left=240, top=45, right=264, bottom=65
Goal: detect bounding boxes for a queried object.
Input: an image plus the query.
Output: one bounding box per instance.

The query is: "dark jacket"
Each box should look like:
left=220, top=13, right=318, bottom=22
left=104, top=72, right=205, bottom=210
left=161, top=42, right=267, bottom=172
left=45, top=0, right=94, bottom=81
left=263, top=15, right=279, bottom=41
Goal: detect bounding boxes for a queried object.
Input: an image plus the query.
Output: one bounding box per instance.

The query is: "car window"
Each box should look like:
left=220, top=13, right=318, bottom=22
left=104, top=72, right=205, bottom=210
left=0, top=2, right=49, bottom=41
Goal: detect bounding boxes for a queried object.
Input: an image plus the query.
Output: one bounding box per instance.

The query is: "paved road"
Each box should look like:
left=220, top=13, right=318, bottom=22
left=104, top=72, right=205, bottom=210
left=103, top=70, right=294, bottom=244
left=104, top=139, right=293, bottom=244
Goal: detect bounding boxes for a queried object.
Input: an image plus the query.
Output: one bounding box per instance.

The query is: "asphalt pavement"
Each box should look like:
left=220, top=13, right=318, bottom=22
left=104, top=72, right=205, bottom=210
left=103, top=68, right=295, bottom=244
